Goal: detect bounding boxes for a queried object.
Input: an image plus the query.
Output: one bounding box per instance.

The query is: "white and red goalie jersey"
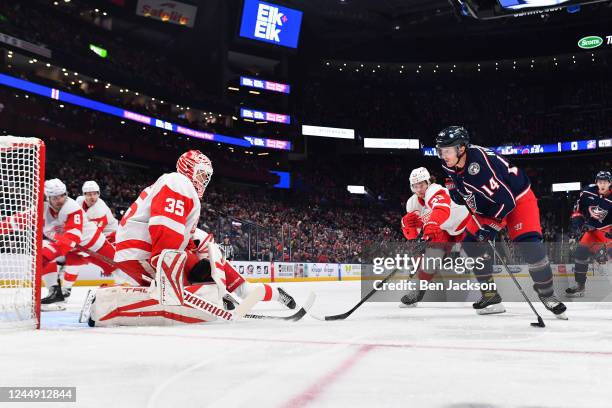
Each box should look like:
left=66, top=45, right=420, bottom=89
left=114, top=172, right=201, bottom=281
left=402, top=183, right=469, bottom=241
left=76, top=195, right=118, bottom=238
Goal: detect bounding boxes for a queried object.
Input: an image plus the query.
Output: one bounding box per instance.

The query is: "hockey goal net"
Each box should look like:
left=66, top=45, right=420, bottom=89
left=0, top=136, right=45, bottom=329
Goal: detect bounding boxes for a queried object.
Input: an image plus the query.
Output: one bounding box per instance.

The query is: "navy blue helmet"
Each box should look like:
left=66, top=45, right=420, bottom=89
left=595, top=171, right=612, bottom=183
left=435, top=126, right=470, bottom=149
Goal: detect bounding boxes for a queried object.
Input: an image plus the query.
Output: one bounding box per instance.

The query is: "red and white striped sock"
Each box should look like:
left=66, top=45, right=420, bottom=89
left=62, top=268, right=79, bottom=289
left=234, top=282, right=279, bottom=302
left=261, top=283, right=279, bottom=302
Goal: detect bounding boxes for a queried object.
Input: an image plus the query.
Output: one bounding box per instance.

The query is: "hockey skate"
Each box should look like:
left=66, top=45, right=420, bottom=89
left=565, top=283, right=585, bottom=298
left=62, top=287, right=72, bottom=299
left=278, top=288, right=296, bottom=309
left=222, top=294, right=237, bottom=311
left=399, top=289, right=426, bottom=308
left=534, top=285, right=568, bottom=320
left=473, top=292, right=506, bottom=315
left=41, top=284, right=66, bottom=312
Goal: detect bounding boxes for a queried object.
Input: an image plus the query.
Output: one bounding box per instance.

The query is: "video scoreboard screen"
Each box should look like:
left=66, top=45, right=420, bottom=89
left=239, top=0, right=303, bottom=48
left=456, top=0, right=609, bottom=19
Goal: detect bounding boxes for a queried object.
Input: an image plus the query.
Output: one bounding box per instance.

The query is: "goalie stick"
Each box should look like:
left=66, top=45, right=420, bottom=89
left=310, top=235, right=427, bottom=321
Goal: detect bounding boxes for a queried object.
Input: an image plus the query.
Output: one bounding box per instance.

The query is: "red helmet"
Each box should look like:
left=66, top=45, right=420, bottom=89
left=176, top=150, right=213, bottom=198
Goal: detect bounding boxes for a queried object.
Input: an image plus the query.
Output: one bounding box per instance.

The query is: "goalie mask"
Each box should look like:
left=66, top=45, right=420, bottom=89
left=409, top=167, right=431, bottom=193
left=177, top=150, right=213, bottom=198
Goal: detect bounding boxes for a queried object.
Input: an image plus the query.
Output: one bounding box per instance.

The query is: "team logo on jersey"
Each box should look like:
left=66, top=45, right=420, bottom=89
left=421, top=209, right=431, bottom=224
left=465, top=194, right=477, bottom=211
left=468, top=162, right=480, bottom=175
left=588, top=205, right=608, bottom=222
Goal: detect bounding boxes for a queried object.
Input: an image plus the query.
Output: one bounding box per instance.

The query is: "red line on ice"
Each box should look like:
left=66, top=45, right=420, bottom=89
left=279, top=344, right=375, bottom=408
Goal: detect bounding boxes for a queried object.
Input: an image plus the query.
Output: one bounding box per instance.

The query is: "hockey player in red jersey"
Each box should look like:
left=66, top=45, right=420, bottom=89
left=566, top=171, right=612, bottom=297
left=0, top=179, right=117, bottom=305
left=57, top=181, right=120, bottom=295
left=89, top=150, right=295, bottom=326
left=0, top=178, right=118, bottom=308
left=399, top=167, right=470, bottom=307
left=77, top=181, right=118, bottom=240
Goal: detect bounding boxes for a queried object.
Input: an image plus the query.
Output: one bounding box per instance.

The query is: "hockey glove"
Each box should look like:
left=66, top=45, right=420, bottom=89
left=422, top=221, right=444, bottom=242
left=475, top=222, right=503, bottom=243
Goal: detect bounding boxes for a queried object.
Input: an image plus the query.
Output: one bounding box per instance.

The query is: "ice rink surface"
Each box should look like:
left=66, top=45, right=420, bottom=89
left=2, top=281, right=612, bottom=408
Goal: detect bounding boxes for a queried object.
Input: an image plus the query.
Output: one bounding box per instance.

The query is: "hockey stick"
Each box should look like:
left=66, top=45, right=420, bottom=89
left=244, top=292, right=316, bottom=322
left=310, top=235, right=428, bottom=321
left=465, top=210, right=546, bottom=328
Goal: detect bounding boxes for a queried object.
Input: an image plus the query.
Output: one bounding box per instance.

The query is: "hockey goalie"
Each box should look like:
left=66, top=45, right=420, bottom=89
left=84, top=150, right=296, bottom=326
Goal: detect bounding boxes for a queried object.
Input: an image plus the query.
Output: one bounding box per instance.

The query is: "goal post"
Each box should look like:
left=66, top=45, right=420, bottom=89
left=0, top=136, right=45, bottom=329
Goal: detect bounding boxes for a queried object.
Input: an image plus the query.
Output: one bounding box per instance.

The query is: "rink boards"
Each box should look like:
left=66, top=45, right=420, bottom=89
left=1, top=253, right=611, bottom=301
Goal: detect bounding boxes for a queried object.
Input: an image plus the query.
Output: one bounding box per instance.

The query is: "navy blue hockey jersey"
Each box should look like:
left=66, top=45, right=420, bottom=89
left=442, top=145, right=531, bottom=220
left=571, top=185, right=612, bottom=229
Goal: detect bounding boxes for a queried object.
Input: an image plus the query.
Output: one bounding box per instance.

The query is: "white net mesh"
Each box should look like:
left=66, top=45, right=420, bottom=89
left=0, top=136, right=44, bottom=329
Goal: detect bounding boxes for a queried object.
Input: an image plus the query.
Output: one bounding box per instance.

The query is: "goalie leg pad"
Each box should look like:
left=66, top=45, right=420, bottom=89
left=89, top=284, right=223, bottom=327
left=156, top=249, right=187, bottom=306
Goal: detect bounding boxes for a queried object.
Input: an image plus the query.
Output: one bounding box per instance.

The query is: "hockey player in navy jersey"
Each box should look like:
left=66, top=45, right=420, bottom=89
left=566, top=171, right=612, bottom=297
left=435, top=126, right=567, bottom=319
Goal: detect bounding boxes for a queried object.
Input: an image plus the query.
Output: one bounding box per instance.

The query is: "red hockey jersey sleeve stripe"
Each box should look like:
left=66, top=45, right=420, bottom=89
left=427, top=190, right=452, bottom=225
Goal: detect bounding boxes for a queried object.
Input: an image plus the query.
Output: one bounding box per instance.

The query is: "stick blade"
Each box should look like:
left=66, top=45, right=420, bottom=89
left=324, top=313, right=350, bottom=321
left=243, top=292, right=316, bottom=322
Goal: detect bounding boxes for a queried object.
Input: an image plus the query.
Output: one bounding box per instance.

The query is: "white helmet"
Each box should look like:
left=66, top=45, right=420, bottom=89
left=82, top=180, right=100, bottom=194
left=44, top=178, right=67, bottom=197
left=409, top=167, right=431, bottom=192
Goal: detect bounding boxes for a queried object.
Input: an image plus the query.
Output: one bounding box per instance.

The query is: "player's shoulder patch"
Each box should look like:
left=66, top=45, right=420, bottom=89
left=468, top=162, right=481, bottom=175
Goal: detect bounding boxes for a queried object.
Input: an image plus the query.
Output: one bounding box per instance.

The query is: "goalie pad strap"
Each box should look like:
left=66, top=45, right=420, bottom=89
left=156, top=249, right=187, bottom=306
